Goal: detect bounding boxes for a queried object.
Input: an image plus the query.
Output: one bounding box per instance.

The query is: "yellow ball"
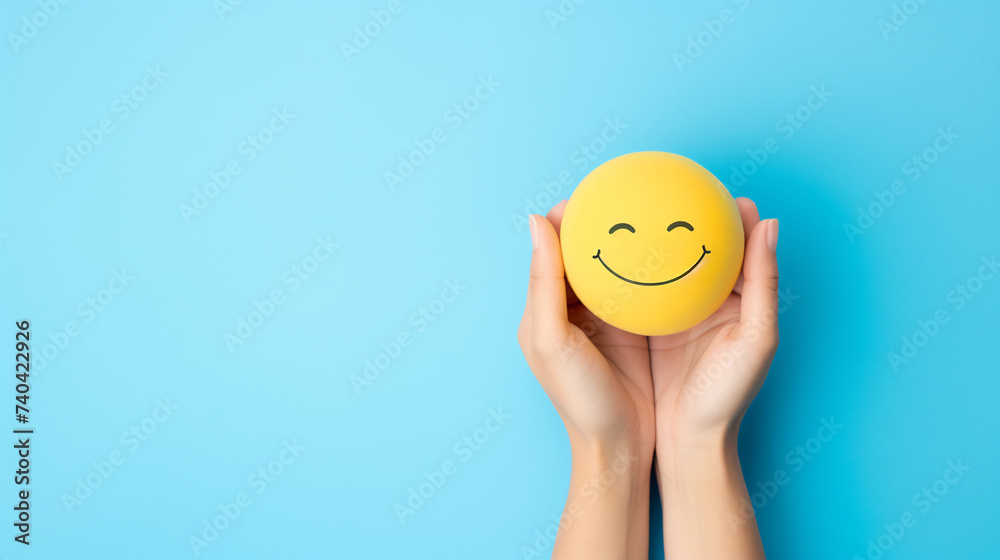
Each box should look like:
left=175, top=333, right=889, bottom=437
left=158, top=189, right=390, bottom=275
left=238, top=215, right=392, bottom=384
left=560, top=152, right=744, bottom=336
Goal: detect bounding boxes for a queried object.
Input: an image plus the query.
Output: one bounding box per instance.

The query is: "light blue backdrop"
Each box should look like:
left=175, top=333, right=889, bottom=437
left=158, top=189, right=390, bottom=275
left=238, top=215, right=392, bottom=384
left=2, top=1, right=997, bottom=559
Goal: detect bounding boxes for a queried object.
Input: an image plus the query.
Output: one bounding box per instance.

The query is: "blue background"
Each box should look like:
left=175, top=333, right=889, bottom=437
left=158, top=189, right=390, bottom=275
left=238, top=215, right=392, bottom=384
left=2, top=1, right=998, bottom=558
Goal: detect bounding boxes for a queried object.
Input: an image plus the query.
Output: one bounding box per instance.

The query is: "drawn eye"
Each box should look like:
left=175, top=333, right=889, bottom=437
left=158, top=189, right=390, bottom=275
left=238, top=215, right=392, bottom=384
left=608, top=223, right=635, bottom=234
left=667, top=221, right=694, bottom=232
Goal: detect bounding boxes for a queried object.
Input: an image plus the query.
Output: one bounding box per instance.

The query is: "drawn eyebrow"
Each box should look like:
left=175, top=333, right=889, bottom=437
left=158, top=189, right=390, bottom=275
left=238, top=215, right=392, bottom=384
left=608, top=223, right=635, bottom=234
left=667, top=221, right=694, bottom=232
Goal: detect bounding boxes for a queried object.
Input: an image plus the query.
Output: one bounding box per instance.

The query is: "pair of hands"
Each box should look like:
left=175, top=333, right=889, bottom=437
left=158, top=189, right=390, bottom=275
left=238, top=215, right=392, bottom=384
left=517, top=197, right=779, bottom=559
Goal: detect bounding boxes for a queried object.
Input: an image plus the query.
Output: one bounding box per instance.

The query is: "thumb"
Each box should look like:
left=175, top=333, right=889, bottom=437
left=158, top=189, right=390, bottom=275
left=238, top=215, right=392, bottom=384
left=528, top=214, right=570, bottom=342
left=738, top=218, right=780, bottom=349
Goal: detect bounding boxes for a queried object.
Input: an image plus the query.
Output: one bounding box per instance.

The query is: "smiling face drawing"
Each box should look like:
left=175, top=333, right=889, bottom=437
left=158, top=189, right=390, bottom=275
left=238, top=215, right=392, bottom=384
left=560, top=152, right=744, bottom=336
left=593, top=221, right=710, bottom=286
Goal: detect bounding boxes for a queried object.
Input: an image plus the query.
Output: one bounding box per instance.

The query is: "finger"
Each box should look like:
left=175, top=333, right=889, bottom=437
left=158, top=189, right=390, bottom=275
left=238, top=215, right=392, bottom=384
left=546, top=199, right=568, bottom=234
left=528, top=214, right=571, bottom=343
left=736, top=197, right=760, bottom=243
left=732, top=198, right=761, bottom=296
left=522, top=199, right=568, bottom=326
left=543, top=200, right=582, bottom=305
left=738, top=218, right=779, bottom=350
left=564, top=280, right=581, bottom=306
left=732, top=275, right=745, bottom=296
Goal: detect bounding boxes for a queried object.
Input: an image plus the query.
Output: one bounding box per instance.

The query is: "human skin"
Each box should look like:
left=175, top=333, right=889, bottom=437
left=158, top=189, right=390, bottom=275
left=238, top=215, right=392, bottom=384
left=517, top=197, right=778, bottom=559
left=650, top=196, right=777, bottom=559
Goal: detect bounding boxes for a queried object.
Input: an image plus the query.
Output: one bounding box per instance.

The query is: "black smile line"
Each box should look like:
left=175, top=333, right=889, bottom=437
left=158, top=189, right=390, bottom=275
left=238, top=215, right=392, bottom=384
left=592, top=245, right=711, bottom=286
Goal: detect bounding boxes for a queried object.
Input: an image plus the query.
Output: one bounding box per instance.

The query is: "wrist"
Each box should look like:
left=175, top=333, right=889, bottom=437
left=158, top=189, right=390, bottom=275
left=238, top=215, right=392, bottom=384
left=656, top=415, right=741, bottom=454
left=566, top=438, right=651, bottom=533
left=571, top=436, right=651, bottom=475
left=566, top=436, right=653, bottom=513
left=655, top=427, right=740, bottom=485
left=570, top=430, right=654, bottom=469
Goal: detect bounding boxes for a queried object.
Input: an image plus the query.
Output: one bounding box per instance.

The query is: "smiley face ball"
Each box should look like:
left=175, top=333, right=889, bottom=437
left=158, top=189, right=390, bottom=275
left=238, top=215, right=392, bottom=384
left=560, top=152, right=744, bottom=336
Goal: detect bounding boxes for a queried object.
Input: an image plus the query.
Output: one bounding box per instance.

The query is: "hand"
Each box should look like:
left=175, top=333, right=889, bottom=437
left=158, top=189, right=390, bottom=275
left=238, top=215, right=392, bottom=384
left=517, top=200, right=656, bottom=457
left=516, top=200, right=655, bottom=560
left=650, top=197, right=780, bottom=449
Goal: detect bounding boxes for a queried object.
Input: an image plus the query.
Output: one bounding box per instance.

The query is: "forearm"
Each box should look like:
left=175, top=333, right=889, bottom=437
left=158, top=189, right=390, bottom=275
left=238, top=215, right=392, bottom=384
left=656, top=435, right=765, bottom=560
left=553, top=441, right=652, bottom=560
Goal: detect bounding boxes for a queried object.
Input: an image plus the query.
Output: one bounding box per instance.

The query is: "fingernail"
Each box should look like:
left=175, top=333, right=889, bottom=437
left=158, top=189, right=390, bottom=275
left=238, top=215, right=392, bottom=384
left=767, top=219, right=779, bottom=252
left=529, top=215, right=539, bottom=250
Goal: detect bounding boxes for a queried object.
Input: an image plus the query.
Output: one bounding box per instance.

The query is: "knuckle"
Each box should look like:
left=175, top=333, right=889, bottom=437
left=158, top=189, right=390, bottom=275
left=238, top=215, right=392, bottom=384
left=516, top=323, right=530, bottom=352
left=765, top=273, right=780, bottom=293
left=528, top=271, right=546, bottom=293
